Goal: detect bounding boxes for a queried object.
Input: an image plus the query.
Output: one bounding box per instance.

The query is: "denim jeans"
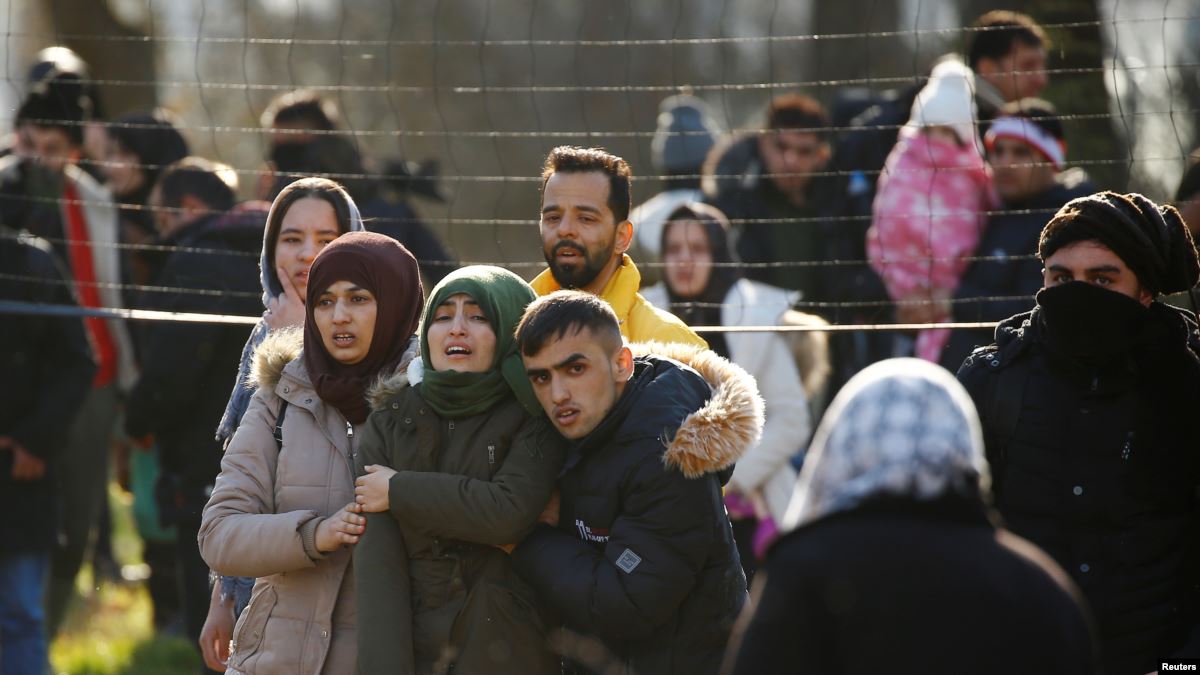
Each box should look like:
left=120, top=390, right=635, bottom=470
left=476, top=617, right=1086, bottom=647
left=0, top=552, right=49, bottom=675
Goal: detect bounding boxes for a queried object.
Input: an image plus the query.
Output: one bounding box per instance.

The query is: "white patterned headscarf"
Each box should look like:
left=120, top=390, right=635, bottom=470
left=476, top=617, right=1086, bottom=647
left=781, top=358, right=990, bottom=532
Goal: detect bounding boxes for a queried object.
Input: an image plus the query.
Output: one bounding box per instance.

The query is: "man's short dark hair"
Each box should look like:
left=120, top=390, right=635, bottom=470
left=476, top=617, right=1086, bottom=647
left=996, top=97, right=1064, bottom=142
left=766, top=94, right=829, bottom=132
left=517, top=290, right=624, bottom=358
left=261, top=89, right=341, bottom=133
left=17, top=85, right=89, bottom=146
left=967, top=11, right=1049, bottom=70
left=540, top=146, right=632, bottom=224
left=156, top=157, right=238, bottom=214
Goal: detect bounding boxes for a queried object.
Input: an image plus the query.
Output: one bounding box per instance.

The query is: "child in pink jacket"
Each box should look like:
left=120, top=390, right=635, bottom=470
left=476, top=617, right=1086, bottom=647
left=867, top=59, right=995, bottom=362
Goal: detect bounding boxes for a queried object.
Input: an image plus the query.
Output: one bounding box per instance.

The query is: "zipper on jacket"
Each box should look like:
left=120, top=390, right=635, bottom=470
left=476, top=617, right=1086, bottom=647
left=346, top=420, right=356, bottom=464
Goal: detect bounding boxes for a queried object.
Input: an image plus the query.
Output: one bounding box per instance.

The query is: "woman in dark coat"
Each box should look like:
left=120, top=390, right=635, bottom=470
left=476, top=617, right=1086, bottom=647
left=724, top=358, right=1099, bottom=675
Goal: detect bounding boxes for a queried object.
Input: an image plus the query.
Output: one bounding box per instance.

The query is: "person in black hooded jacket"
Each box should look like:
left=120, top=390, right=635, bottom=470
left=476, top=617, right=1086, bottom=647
left=957, top=191, right=1200, bottom=675
left=124, top=158, right=263, bottom=671
left=511, top=291, right=762, bottom=675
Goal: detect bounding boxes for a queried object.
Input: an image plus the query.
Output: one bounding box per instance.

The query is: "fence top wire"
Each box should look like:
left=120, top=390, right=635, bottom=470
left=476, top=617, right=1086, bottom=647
left=8, top=63, right=1197, bottom=96
left=7, top=16, right=1196, bottom=48
left=0, top=154, right=1188, bottom=194
left=0, top=300, right=1001, bottom=332
left=5, top=108, right=1187, bottom=143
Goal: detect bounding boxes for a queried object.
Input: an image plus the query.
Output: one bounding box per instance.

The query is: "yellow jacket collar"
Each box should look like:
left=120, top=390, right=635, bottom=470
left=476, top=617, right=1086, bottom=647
left=531, top=254, right=641, bottom=323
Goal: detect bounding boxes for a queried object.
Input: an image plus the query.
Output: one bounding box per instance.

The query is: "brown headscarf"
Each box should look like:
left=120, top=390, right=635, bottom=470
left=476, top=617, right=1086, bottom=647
left=303, top=231, right=423, bottom=423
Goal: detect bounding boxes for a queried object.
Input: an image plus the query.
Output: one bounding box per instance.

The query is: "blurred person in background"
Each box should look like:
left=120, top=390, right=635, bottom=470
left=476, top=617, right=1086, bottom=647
left=97, top=109, right=192, bottom=637
left=704, top=93, right=831, bottom=294
left=867, top=58, right=994, bottom=363
left=0, top=226, right=95, bottom=675
left=103, top=108, right=191, bottom=301
left=2, top=68, right=141, bottom=638
left=533, top=145, right=707, bottom=347
left=641, top=203, right=812, bottom=581
left=124, top=158, right=262, bottom=673
left=957, top=192, right=1200, bottom=674
left=724, top=358, right=1097, bottom=675
left=628, top=93, right=722, bottom=279
left=259, top=89, right=456, bottom=284
left=201, top=177, right=364, bottom=671
left=818, top=11, right=1051, bottom=386
left=940, top=98, right=1094, bottom=370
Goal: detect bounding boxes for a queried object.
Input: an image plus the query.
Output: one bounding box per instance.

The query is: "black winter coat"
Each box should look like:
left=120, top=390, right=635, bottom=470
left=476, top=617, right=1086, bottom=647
left=940, top=171, right=1095, bottom=371
left=724, top=497, right=1098, bottom=675
left=703, top=135, right=822, bottom=293
left=125, top=211, right=263, bottom=525
left=958, top=307, right=1200, bottom=675
left=0, top=231, right=95, bottom=552
left=359, top=196, right=455, bottom=285
left=513, top=345, right=762, bottom=675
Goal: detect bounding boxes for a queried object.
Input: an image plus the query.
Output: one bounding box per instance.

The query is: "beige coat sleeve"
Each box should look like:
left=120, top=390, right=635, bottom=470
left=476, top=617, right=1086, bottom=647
left=198, top=389, right=323, bottom=578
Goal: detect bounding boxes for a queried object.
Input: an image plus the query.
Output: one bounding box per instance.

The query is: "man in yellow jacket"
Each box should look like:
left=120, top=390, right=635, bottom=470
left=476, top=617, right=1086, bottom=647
left=531, top=145, right=707, bottom=348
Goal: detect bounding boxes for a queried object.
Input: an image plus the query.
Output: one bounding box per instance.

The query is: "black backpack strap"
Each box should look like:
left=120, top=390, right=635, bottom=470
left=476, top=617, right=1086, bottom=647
left=273, top=400, right=289, bottom=450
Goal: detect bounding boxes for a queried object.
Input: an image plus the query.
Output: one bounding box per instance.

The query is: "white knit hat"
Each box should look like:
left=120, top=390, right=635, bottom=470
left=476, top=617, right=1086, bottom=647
left=908, top=59, right=979, bottom=146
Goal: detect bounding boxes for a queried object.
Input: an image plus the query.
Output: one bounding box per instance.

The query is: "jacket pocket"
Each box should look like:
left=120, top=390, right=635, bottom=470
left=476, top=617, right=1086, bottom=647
left=228, top=583, right=277, bottom=669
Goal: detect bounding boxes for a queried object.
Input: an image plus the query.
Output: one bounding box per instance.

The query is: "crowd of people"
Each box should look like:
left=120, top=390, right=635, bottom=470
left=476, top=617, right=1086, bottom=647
left=1, top=8, right=1200, bottom=675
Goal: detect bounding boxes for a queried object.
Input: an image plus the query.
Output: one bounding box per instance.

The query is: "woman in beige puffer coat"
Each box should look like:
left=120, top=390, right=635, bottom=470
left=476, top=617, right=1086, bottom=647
left=198, top=232, right=424, bottom=674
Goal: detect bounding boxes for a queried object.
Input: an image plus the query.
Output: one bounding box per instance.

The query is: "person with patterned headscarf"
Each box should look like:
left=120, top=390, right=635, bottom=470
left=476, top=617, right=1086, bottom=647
left=958, top=191, right=1200, bottom=675
left=726, top=358, right=1097, bottom=675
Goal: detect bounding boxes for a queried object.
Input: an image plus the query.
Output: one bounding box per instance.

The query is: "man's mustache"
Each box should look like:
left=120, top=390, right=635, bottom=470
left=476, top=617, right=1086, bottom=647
left=552, top=241, right=587, bottom=257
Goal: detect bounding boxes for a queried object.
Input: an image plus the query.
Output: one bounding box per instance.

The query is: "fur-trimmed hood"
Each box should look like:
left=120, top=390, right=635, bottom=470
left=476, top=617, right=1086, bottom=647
left=247, top=327, right=304, bottom=392
left=365, top=355, right=422, bottom=410
left=247, top=327, right=419, bottom=396
left=630, top=341, right=765, bottom=478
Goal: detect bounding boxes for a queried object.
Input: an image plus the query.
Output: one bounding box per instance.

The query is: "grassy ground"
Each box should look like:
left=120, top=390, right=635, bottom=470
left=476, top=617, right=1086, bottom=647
left=48, top=485, right=200, bottom=675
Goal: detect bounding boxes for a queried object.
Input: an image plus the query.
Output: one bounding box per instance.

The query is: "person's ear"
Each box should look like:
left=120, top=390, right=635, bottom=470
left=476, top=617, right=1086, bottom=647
left=614, top=344, right=634, bottom=382
left=614, top=219, right=634, bottom=256
left=1138, top=286, right=1154, bottom=307
left=975, top=57, right=997, bottom=78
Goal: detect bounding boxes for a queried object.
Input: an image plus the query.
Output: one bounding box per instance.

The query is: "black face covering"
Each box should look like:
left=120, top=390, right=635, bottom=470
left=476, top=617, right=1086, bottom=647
left=1035, top=281, right=1151, bottom=363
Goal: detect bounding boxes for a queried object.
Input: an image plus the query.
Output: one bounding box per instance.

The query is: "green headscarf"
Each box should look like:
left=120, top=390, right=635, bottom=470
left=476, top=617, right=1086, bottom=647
left=419, top=265, right=542, bottom=419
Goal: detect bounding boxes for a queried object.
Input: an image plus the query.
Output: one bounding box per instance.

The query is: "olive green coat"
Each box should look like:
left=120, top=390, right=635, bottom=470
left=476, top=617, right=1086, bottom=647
left=354, top=359, right=567, bottom=675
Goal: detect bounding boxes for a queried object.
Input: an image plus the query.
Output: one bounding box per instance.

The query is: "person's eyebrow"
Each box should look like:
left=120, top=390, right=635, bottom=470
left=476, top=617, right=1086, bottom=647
left=436, top=298, right=480, bottom=310
left=524, top=353, right=588, bottom=378
left=279, top=226, right=338, bottom=236
left=541, top=203, right=603, bottom=216
left=1046, top=264, right=1073, bottom=274
left=1085, top=265, right=1122, bottom=275
left=553, top=353, right=588, bottom=370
